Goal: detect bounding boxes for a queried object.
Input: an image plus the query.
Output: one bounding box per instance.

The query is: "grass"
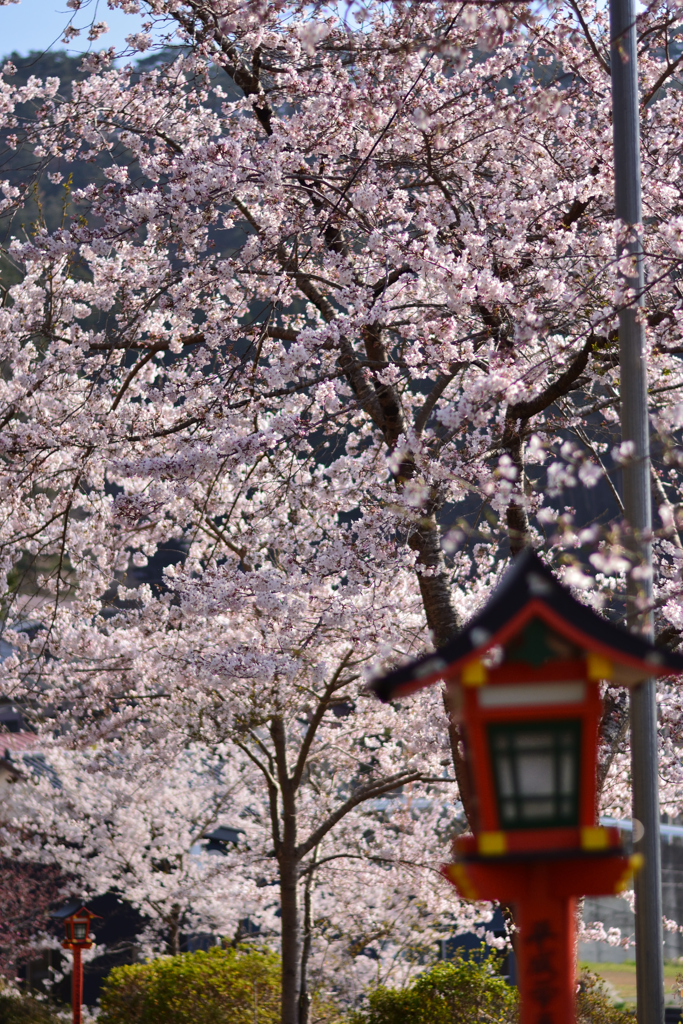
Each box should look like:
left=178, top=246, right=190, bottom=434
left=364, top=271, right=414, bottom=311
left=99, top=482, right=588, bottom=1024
left=579, top=960, right=683, bottom=1005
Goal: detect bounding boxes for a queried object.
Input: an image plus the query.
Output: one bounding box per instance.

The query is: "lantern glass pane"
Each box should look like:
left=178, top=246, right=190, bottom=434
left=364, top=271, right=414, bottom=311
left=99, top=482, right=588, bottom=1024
left=488, top=720, right=581, bottom=829
left=73, top=922, right=87, bottom=940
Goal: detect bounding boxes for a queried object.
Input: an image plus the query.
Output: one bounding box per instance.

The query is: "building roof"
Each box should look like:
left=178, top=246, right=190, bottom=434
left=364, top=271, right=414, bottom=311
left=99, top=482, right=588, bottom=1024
left=203, top=826, right=244, bottom=844
left=371, top=549, right=683, bottom=702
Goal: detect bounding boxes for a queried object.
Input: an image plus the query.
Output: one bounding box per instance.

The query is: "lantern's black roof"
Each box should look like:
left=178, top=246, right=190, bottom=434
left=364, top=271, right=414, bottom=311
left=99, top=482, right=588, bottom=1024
left=50, top=900, right=100, bottom=920
left=371, top=549, right=683, bottom=702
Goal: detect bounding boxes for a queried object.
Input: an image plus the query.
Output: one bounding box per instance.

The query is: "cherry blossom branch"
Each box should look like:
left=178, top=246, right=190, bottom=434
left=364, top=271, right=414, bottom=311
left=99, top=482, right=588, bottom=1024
left=642, top=52, right=683, bottom=107
left=567, top=0, right=610, bottom=76
left=234, top=737, right=281, bottom=849
left=414, top=362, right=468, bottom=435
left=297, top=851, right=448, bottom=879
left=296, top=770, right=429, bottom=860
left=291, top=650, right=355, bottom=790
left=110, top=344, right=165, bottom=412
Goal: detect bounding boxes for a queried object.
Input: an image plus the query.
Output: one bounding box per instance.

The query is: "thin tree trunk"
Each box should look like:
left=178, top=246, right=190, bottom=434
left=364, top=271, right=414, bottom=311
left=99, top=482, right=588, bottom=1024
left=272, top=716, right=301, bottom=1024
left=280, top=856, right=301, bottom=1024
left=298, top=851, right=316, bottom=1024
left=166, top=903, right=181, bottom=955
left=505, top=432, right=531, bottom=556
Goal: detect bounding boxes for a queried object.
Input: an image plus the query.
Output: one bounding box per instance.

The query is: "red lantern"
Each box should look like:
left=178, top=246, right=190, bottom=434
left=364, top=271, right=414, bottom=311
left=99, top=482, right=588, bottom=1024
left=64, top=912, right=94, bottom=946
left=371, top=550, right=683, bottom=1024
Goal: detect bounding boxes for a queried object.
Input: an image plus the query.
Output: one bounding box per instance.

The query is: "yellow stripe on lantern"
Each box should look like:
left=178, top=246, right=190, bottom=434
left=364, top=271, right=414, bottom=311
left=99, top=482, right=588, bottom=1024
left=581, top=826, right=610, bottom=851
left=614, top=854, right=644, bottom=893
left=461, top=659, right=488, bottom=686
left=443, top=863, right=479, bottom=901
left=478, top=831, right=507, bottom=856
left=586, top=652, right=613, bottom=681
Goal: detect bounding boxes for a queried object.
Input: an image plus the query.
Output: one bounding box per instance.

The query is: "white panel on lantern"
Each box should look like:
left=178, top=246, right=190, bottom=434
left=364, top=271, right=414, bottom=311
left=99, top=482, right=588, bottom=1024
left=478, top=682, right=586, bottom=708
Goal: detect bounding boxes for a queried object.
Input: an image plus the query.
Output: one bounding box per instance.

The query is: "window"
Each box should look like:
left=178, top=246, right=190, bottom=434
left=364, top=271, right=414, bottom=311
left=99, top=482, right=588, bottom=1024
left=488, top=720, right=581, bottom=829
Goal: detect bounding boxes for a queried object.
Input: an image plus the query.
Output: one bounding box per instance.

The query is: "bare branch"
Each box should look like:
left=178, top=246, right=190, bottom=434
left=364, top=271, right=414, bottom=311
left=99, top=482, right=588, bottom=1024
left=568, top=0, right=610, bottom=75
left=89, top=333, right=205, bottom=353
left=504, top=336, right=593, bottom=427
left=234, top=738, right=281, bottom=850
left=110, top=344, right=165, bottom=412
left=414, top=361, right=468, bottom=434
left=233, top=738, right=278, bottom=791
left=295, top=771, right=425, bottom=860
left=292, top=650, right=355, bottom=790
left=642, top=51, right=683, bottom=107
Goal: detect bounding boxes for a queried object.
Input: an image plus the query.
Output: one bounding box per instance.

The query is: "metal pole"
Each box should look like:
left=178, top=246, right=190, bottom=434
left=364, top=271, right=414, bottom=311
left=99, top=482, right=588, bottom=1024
left=608, top=1, right=663, bottom=1021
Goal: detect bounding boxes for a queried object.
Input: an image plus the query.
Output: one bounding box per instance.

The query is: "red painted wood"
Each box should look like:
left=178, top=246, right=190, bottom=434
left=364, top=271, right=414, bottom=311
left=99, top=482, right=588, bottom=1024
left=457, top=663, right=603, bottom=836
left=516, top=890, right=577, bottom=1024
left=442, top=853, right=634, bottom=1024
left=452, top=825, right=623, bottom=857
left=437, top=611, right=638, bottom=1024
left=71, top=945, right=82, bottom=1024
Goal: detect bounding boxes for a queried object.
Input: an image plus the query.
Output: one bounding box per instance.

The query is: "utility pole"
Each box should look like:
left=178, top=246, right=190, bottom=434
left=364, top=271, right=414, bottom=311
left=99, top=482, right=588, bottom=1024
left=608, top=0, right=664, bottom=1021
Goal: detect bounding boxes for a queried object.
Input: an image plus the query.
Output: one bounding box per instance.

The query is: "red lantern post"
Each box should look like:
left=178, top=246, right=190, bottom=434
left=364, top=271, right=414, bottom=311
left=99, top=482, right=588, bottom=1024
left=70, top=944, right=84, bottom=1024
left=51, top=903, right=101, bottom=1024
left=371, top=551, right=683, bottom=1024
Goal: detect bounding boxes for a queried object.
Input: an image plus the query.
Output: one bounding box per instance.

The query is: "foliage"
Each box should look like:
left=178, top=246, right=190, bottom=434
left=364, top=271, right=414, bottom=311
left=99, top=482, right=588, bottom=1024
left=98, top=946, right=281, bottom=1024
left=576, top=971, right=636, bottom=1024
left=351, top=952, right=518, bottom=1024
left=675, top=971, right=683, bottom=999
left=352, top=960, right=636, bottom=1024
left=0, top=990, right=63, bottom=1024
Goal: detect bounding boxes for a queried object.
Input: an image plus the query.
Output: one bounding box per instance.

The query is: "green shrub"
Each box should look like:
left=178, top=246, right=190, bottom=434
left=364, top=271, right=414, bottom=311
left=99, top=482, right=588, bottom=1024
left=351, top=953, right=636, bottom=1024
left=577, top=971, right=635, bottom=1024
left=99, top=946, right=281, bottom=1024
left=0, top=992, right=63, bottom=1024
left=352, top=950, right=518, bottom=1024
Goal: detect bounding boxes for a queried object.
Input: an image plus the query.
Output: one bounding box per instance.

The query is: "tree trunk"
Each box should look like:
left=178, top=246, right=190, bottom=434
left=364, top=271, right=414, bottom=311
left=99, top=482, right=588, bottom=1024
left=271, top=715, right=301, bottom=1024
left=408, top=512, right=460, bottom=648
left=280, top=856, right=301, bottom=1024
left=166, top=903, right=181, bottom=955
left=443, top=691, right=479, bottom=829
left=298, top=861, right=314, bottom=1024
left=505, top=431, right=531, bottom=556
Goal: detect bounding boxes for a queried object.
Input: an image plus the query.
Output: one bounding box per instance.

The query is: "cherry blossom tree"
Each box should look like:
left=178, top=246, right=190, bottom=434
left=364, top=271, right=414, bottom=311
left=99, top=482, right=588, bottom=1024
left=2, top=729, right=480, bottom=999
left=0, top=859, right=63, bottom=979
left=2, top=0, right=683, bottom=1018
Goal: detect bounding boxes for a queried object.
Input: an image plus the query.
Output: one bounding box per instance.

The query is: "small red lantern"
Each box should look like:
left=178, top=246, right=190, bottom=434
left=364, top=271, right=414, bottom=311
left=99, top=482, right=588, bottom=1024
left=51, top=902, right=101, bottom=1024
left=62, top=910, right=95, bottom=947
left=371, top=550, right=683, bottom=1024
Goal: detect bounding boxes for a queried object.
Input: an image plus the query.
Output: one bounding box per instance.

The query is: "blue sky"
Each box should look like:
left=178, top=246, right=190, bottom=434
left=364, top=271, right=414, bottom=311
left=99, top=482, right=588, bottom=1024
left=0, top=0, right=161, bottom=59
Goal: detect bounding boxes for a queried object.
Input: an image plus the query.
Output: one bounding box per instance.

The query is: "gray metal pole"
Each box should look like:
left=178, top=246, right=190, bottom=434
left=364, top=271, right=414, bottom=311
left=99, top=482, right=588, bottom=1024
left=608, top=1, right=663, bottom=1021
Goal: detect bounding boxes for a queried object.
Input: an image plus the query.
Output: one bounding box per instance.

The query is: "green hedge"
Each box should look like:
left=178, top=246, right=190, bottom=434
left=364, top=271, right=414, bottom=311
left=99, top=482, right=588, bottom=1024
left=352, top=952, right=518, bottom=1024
left=98, top=945, right=635, bottom=1024
left=99, top=946, right=281, bottom=1024
left=352, top=952, right=636, bottom=1024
